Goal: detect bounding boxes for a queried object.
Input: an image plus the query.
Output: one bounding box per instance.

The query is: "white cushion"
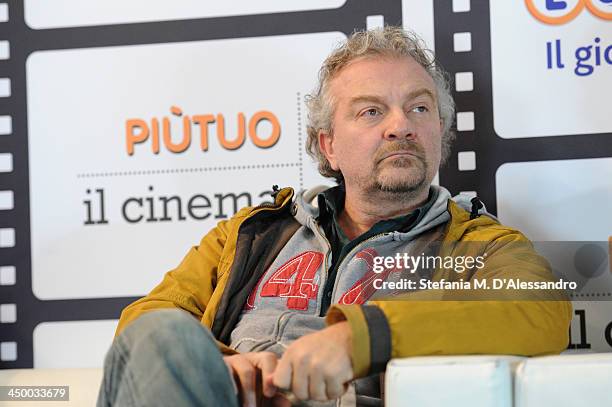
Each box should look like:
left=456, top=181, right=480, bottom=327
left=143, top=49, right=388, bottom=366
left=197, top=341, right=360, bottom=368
left=385, top=355, right=524, bottom=407
left=0, top=368, right=103, bottom=406
left=515, top=353, right=612, bottom=407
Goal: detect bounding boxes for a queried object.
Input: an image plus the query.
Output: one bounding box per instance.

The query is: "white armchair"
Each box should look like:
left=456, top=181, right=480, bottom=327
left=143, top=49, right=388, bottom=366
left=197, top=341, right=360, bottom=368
left=1, top=353, right=611, bottom=406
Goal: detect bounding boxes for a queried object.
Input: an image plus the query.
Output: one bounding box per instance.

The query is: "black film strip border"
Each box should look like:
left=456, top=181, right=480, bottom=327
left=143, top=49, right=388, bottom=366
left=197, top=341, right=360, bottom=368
left=435, top=0, right=612, bottom=215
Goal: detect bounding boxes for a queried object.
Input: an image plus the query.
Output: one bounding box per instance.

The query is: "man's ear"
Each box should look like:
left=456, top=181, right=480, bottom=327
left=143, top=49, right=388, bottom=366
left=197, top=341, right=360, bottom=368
left=318, top=129, right=339, bottom=171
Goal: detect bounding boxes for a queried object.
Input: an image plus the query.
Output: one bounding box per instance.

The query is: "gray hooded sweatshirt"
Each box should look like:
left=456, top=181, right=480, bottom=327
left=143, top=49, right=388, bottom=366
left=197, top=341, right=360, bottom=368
left=229, top=185, right=480, bottom=356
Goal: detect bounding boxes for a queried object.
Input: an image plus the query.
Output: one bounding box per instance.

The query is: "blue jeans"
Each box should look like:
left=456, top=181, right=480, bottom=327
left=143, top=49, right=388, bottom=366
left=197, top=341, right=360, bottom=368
left=97, top=309, right=239, bottom=407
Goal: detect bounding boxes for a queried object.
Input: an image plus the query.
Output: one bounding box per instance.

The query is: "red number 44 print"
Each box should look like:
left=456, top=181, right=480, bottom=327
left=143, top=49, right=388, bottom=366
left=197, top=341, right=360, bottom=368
left=246, top=251, right=324, bottom=311
left=339, top=248, right=401, bottom=305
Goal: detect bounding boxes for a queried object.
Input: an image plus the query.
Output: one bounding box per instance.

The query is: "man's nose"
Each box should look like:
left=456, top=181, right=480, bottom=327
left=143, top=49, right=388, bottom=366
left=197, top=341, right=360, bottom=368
left=383, top=108, right=415, bottom=140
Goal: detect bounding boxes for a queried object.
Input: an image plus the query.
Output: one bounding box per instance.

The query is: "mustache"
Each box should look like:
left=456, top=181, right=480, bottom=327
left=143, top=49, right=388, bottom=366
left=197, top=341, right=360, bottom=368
left=375, top=141, right=425, bottom=163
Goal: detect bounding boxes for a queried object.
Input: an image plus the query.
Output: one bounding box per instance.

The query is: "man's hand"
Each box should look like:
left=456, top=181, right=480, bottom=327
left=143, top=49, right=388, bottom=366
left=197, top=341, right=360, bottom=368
left=272, top=321, right=354, bottom=402
left=223, top=351, right=280, bottom=407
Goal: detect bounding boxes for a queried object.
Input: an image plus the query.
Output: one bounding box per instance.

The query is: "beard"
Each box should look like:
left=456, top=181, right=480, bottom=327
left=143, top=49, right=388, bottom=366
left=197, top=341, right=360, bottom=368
left=365, top=141, right=429, bottom=195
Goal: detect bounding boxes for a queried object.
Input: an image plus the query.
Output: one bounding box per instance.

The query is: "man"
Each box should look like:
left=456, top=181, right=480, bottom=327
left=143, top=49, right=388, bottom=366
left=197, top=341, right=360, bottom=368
left=98, top=26, right=571, bottom=407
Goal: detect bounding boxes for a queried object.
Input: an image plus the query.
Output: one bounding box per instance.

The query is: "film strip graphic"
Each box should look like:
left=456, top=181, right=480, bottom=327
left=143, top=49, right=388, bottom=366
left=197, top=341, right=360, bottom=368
left=434, top=0, right=612, bottom=216
left=434, top=0, right=612, bottom=351
left=0, top=0, right=402, bottom=369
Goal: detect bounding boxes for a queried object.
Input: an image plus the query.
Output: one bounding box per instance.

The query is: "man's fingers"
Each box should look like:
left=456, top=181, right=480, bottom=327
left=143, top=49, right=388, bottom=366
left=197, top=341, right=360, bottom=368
left=247, top=352, right=278, bottom=398
left=325, top=377, right=348, bottom=400
left=290, top=355, right=309, bottom=400
left=227, top=356, right=257, bottom=407
left=275, top=351, right=351, bottom=402
left=272, top=355, right=292, bottom=392
left=307, top=363, right=326, bottom=401
left=253, top=352, right=278, bottom=376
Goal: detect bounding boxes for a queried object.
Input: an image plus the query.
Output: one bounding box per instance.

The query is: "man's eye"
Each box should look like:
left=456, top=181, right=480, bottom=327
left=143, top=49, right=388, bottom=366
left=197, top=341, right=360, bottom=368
left=361, top=108, right=380, bottom=117
left=412, top=106, right=429, bottom=113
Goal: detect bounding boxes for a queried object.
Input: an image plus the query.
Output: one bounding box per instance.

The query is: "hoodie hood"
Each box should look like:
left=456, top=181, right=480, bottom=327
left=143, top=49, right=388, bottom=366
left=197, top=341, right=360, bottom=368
left=292, top=184, right=494, bottom=240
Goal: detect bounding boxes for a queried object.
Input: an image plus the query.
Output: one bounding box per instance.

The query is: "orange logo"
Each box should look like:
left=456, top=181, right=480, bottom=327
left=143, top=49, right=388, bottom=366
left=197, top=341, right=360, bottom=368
left=126, top=106, right=281, bottom=155
left=526, top=0, right=612, bottom=24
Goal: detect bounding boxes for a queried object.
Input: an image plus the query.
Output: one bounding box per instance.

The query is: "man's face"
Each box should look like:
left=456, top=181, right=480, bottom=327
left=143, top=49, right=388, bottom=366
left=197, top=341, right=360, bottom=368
left=320, top=55, right=442, bottom=197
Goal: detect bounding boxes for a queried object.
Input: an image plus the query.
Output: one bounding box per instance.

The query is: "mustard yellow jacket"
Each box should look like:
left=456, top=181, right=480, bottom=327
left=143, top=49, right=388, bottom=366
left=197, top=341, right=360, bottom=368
left=116, top=187, right=572, bottom=378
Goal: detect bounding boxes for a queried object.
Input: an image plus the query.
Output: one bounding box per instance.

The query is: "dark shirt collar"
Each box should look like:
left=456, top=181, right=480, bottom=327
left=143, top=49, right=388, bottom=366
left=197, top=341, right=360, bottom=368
left=317, top=183, right=437, bottom=238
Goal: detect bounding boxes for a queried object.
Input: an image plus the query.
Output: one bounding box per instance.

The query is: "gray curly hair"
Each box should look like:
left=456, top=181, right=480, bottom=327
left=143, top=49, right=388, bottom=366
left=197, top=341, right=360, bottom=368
left=305, top=26, right=456, bottom=182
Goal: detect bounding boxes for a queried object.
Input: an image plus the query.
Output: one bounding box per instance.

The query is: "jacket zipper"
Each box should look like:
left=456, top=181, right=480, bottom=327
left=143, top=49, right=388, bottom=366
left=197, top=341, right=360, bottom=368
left=312, top=220, right=333, bottom=316
left=328, top=232, right=391, bottom=303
